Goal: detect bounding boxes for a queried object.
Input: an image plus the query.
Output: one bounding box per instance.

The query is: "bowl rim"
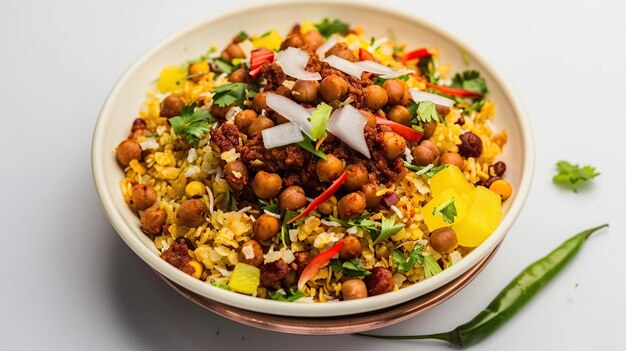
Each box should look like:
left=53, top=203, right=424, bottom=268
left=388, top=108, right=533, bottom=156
left=92, top=0, right=534, bottom=317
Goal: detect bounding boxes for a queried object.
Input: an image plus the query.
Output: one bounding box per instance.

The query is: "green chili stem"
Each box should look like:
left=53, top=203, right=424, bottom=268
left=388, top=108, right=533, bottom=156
left=355, top=331, right=454, bottom=342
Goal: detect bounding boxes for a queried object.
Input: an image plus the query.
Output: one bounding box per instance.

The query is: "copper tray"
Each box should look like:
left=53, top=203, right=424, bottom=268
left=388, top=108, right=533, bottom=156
left=158, top=244, right=499, bottom=335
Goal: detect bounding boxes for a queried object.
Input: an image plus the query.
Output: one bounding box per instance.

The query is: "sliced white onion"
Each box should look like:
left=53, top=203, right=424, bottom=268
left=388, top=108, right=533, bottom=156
left=275, top=47, right=321, bottom=81
left=265, top=93, right=313, bottom=137
left=356, top=60, right=414, bottom=79
left=261, top=122, right=304, bottom=149
left=316, top=35, right=338, bottom=59
left=326, top=105, right=370, bottom=158
left=323, top=55, right=363, bottom=78
left=409, top=88, right=455, bottom=108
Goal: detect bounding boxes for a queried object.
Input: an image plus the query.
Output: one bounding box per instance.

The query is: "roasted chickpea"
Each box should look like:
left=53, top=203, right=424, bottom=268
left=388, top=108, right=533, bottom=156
left=260, top=259, right=292, bottom=288
left=325, top=43, right=355, bottom=61
left=362, top=110, right=377, bottom=128
left=176, top=199, right=207, bottom=227
left=279, top=186, right=307, bottom=211
left=420, top=140, right=440, bottom=158
left=302, top=30, right=324, bottom=48
left=320, top=75, right=348, bottom=103
left=382, top=79, right=406, bottom=105
left=459, top=132, right=483, bottom=158
left=291, top=79, right=319, bottom=103
left=210, top=103, right=233, bottom=119
left=251, top=171, right=282, bottom=199
left=140, top=206, right=167, bottom=235
left=344, top=164, right=368, bottom=191
left=412, top=145, right=436, bottom=166
left=422, top=120, right=437, bottom=139
left=228, top=68, right=248, bottom=83
left=275, top=114, right=290, bottom=125
left=430, top=228, right=458, bottom=253
left=253, top=214, right=280, bottom=241
left=220, top=43, right=245, bottom=61
left=315, top=155, right=344, bottom=182
left=436, top=104, right=451, bottom=117
left=130, top=184, right=157, bottom=210
left=238, top=240, right=264, bottom=267
left=317, top=196, right=337, bottom=216
left=362, top=182, right=382, bottom=208
left=115, top=139, right=142, bottom=166
left=341, top=279, right=367, bottom=300
left=247, top=116, right=275, bottom=135
left=387, top=105, right=412, bottom=126
left=188, top=61, right=210, bottom=82
left=364, top=266, right=394, bottom=296
left=439, top=152, right=464, bottom=169
left=339, top=235, right=363, bottom=260
left=131, top=118, right=147, bottom=132
left=252, top=91, right=268, bottom=112
left=160, top=95, right=184, bottom=118
left=280, top=33, right=303, bottom=49
left=337, top=192, right=366, bottom=220
left=381, top=132, right=406, bottom=160
left=364, top=85, right=388, bottom=111
left=234, top=109, right=257, bottom=133
left=224, top=160, right=249, bottom=191
left=275, top=85, right=292, bottom=98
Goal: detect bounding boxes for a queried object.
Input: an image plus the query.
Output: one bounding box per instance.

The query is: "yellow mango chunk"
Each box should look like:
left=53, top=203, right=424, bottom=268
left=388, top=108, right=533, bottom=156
left=453, top=186, right=502, bottom=247
left=252, top=30, right=283, bottom=51
left=156, top=65, right=187, bottom=93
left=299, top=20, right=316, bottom=34
left=228, top=263, right=260, bottom=295
left=429, top=165, right=473, bottom=198
left=421, top=188, right=469, bottom=231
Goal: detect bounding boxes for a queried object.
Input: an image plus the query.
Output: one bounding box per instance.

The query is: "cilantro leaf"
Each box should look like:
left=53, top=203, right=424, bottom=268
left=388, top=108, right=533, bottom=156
left=280, top=210, right=300, bottom=246
left=423, top=255, right=442, bottom=278
left=403, top=162, right=448, bottom=178
left=211, top=58, right=235, bottom=75
left=328, top=213, right=379, bottom=235
left=308, top=102, right=333, bottom=140
left=259, top=199, right=279, bottom=215
left=391, top=243, right=425, bottom=272
left=372, top=74, right=409, bottom=86
left=269, top=288, right=305, bottom=302
left=222, top=189, right=238, bottom=211
left=372, top=215, right=404, bottom=245
left=211, top=83, right=258, bottom=108
left=553, top=161, right=600, bottom=192
left=408, top=100, right=440, bottom=125
left=296, top=134, right=328, bottom=160
left=314, top=18, right=350, bottom=38
left=432, top=197, right=457, bottom=224
left=451, top=70, right=488, bottom=95
left=236, top=31, right=249, bottom=41
left=418, top=56, right=438, bottom=84
left=169, top=102, right=214, bottom=147
left=330, top=258, right=371, bottom=277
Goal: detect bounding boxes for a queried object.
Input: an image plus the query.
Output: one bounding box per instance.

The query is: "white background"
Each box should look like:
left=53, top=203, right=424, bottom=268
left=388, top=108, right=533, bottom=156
left=1, top=0, right=625, bottom=349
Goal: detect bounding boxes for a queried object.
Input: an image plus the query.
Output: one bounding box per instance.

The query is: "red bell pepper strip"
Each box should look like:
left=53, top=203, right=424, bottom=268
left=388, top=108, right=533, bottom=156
left=359, top=48, right=375, bottom=61
left=402, top=48, right=431, bottom=64
left=297, top=241, right=346, bottom=290
left=425, top=82, right=483, bottom=99
left=249, top=48, right=275, bottom=77
left=288, top=171, right=348, bottom=224
left=376, top=117, right=424, bottom=142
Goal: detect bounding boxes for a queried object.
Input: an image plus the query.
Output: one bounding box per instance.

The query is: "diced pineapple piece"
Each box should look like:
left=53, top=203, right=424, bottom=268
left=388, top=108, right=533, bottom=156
left=430, top=165, right=473, bottom=198
left=299, top=20, right=316, bottom=34
left=453, top=186, right=502, bottom=247
left=252, top=30, right=283, bottom=51
left=421, top=188, right=469, bottom=231
left=156, top=65, right=187, bottom=93
left=228, top=263, right=260, bottom=295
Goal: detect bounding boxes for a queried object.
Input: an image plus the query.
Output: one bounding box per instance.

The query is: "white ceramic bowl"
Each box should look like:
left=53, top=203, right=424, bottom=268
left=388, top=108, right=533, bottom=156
left=92, top=0, right=533, bottom=317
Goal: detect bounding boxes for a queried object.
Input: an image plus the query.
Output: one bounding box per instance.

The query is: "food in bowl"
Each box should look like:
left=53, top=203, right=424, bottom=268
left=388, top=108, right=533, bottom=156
left=114, top=18, right=511, bottom=302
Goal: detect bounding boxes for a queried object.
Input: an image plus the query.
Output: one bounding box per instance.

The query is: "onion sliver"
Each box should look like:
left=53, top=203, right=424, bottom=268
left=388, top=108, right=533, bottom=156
left=326, top=105, right=370, bottom=158
left=409, top=88, right=455, bottom=108
left=261, top=122, right=305, bottom=149
left=315, top=35, right=338, bottom=59
left=275, top=47, right=321, bottom=81
left=265, top=93, right=313, bottom=137
left=356, top=60, right=414, bottom=79
left=323, top=55, right=363, bottom=78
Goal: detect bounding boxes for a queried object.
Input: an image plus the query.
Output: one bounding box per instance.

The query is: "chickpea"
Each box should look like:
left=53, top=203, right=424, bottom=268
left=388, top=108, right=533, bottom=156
left=188, top=61, right=210, bottom=82
left=382, top=79, right=406, bottom=105
left=131, top=118, right=147, bottom=132
left=130, top=184, right=157, bottom=210
left=238, top=240, right=264, bottom=267
left=387, top=105, right=412, bottom=126
left=491, top=161, right=507, bottom=177
left=364, top=85, right=388, bottom=111
left=220, top=43, right=245, bottom=61
left=420, top=140, right=440, bottom=158
left=436, top=104, right=451, bottom=117
left=320, top=75, right=348, bottom=103
left=343, top=164, right=368, bottom=191
left=279, top=186, right=307, bottom=211
left=251, top=171, right=282, bottom=199
left=362, top=182, right=382, bottom=208
left=228, top=68, right=248, bottom=83
left=116, top=139, right=142, bottom=166
left=341, top=279, right=367, bottom=300
left=275, top=114, right=290, bottom=125
left=458, top=132, right=483, bottom=158
left=317, top=196, right=337, bottom=216
left=422, top=120, right=437, bottom=139
left=140, top=206, right=167, bottom=235
left=364, top=266, right=394, bottom=296
left=325, top=43, right=355, bottom=61
left=412, top=145, right=436, bottom=166
left=315, top=155, right=344, bottom=182
left=160, top=95, right=184, bottom=118
left=291, top=80, right=319, bottom=103
left=224, top=160, right=249, bottom=191
left=234, top=109, right=257, bottom=133
left=247, top=116, right=275, bottom=135
left=339, top=235, right=363, bottom=260
left=430, top=228, right=458, bottom=253
left=252, top=91, right=268, bottom=112
left=280, top=33, right=303, bottom=50
left=381, top=132, right=406, bottom=160
left=176, top=199, right=207, bottom=227
left=210, top=103, right=233, bottom=119
left=362, top=110, right=377, bottom=128
left=302, top=30, right=324, bottom=48
left=253, top=214, right=280, bottom=241
left=185, top=181, right=206, bottom=198
left=275, top=85, right=292, bottom=98
left=337, top=192, right=366, bottom=220
left=439, top=152, right=464, bottom=169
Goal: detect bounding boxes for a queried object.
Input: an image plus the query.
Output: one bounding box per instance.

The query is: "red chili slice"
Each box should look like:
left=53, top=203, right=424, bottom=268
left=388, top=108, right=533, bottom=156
left=249, top=48, right=275, bottom=78
left=287, top=171, right=348, bottom=225
left=376, top=117, right=423, bottom=142
left=297, top=241, right=346, bottom=290
left=402, top=48, right=431, bottom=64
left=425, top=82, right=483, bottom=98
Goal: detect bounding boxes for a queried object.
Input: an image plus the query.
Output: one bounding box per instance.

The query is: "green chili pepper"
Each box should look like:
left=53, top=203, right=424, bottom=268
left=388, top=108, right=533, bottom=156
left=356, top=224, right=608, bottom=347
